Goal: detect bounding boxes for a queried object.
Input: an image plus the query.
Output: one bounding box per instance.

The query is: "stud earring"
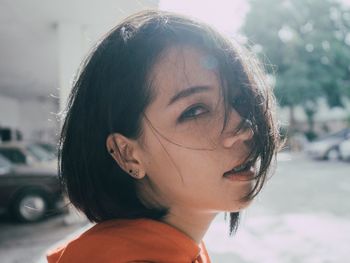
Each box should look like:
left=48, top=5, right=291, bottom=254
left=129, top=169, right=139, bottom=178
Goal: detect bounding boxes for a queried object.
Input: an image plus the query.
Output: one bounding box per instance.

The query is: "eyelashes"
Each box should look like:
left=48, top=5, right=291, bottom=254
left=177, top=95, right=249, bottom=124
left=178, top=104, right=210, bottom=123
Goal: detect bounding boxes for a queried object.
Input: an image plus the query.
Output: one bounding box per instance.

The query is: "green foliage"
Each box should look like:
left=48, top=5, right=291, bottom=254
left=242, top=0, right=350, bottom=109
left=304, top=130, right=318, bottom=141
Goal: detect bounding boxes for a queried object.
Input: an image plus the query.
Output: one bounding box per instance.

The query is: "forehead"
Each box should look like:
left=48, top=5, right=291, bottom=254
left=149, top=45, right=221, bottom=101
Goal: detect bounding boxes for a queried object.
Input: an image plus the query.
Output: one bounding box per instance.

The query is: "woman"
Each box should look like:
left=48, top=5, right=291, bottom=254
left=47, top=9, right=279, bottom=263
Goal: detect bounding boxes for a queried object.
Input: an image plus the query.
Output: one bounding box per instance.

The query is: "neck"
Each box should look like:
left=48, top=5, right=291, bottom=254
left=160, top=207, right=218, bottom=245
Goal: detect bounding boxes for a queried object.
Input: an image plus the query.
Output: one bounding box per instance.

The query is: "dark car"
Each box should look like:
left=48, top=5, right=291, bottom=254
left=34, top=142, right=58, bottom=157
left=0, top=154, right=63, bottom=222
left=0, top=142, right=56, bottom=165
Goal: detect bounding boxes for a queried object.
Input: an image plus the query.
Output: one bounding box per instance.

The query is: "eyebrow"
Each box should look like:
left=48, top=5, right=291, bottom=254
left=167, top=85, right=213, bottom=106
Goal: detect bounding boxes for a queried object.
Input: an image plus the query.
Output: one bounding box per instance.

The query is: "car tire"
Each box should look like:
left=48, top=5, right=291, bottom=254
left=326, top=148, right=340, bottom=161
left=12, top=190, right=49, bottom=222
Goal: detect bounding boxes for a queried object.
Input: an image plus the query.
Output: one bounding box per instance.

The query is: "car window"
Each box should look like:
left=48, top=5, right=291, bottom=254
left=26, top=144, right=54, bottom=161
left=317, top=129, right=350, bottom=141
left=0, top=154, right=12, bottom=167
left=0, top=148, right=26, bottom=164
left=345, top=131, right=350, bottom=139
left=38, top=143, right=58, bottom=156
left=0, top=154, right=12, bottom=174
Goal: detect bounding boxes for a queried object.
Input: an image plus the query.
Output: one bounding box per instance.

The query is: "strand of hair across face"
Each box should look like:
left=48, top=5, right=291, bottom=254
left=143, top=115, right=186, bottom=185
left=143, top=115, right=255, bottom=151
left=143, top=114, right=218, bottom=151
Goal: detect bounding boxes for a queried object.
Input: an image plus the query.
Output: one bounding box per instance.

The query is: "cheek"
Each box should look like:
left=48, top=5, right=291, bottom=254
left=140, top=128, right=181, bottom=184
left=178, top=150, right=225, bottom=177
left=146, top=142, right=225, bottom=191
left=141, top=118, right=229, bottom=184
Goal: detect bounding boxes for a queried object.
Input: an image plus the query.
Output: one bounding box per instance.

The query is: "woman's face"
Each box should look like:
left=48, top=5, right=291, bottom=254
left=136, top=45, right=255, bottom=213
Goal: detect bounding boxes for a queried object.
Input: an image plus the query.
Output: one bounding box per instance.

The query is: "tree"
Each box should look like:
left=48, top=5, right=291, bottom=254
left=241, top=0, right=350, bottom=134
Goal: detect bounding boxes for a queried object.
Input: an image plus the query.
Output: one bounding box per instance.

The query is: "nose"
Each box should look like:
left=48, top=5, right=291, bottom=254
left=222, top=118, right=254, bottom=148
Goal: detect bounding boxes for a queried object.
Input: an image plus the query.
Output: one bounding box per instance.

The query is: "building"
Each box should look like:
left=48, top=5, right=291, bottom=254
left=0, top=0, right=158, bottom=142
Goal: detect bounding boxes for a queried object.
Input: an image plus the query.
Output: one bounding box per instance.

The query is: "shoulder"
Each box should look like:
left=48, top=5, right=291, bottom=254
left=47, top=218, right=201, bottom=263
left=47, top=219, right=151, bottom=263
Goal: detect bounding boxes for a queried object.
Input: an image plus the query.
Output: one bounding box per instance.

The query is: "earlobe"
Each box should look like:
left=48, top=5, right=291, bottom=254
left=106, top=133, right=146, bottom=179
left=128, top=168, right=142, bottom=179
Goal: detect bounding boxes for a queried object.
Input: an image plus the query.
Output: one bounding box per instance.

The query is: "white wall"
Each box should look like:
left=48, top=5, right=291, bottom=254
left=0, top=95, right=20, bottom=128
left=0, top=94, right=59, bottom=142
left=18, top=97, right=59, bottom=142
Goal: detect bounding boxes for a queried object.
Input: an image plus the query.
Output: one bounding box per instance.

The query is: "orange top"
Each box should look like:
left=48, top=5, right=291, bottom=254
left=46, top=218, right=211, bottom=263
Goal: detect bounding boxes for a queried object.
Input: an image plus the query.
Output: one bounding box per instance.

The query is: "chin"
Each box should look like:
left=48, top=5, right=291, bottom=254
left=224, top=198, right=253, bottom=212
left=238, top=199, right=253, bottom=210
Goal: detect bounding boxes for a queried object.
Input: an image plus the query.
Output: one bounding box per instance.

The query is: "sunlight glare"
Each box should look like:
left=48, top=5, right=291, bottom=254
left=159, top=0, right=249, bottom=35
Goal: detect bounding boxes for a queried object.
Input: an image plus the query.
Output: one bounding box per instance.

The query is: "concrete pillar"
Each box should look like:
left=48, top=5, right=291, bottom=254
left=57, top=23, right=87, bottom=115
left=57, top=23, right=89, bottom=223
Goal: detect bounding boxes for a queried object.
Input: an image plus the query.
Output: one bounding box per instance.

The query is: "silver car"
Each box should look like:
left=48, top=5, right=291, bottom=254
left=306, top=128, right=350, bottom=160
left=339, top=138, right=350, bottom=161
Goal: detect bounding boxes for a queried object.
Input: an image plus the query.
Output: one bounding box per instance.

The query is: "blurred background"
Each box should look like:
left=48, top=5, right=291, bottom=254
left=0, top=0, right=349, bottom=262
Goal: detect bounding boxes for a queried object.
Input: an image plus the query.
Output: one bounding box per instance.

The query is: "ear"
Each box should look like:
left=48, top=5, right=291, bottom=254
left=106, top=133, right=145, bottom=179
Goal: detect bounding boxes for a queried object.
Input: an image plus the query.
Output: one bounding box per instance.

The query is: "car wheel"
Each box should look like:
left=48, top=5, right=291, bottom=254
left=12, top=190, right=48, bottom=222
left=326, top=148, right=340, bottom=161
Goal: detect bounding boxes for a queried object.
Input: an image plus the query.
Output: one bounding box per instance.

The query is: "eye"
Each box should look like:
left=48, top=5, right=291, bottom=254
left=178, top=104, right=209, bottom=122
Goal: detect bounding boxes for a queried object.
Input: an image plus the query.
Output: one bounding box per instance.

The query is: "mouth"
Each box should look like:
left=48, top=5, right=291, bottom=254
left=223, top=159, right=255, bottom=178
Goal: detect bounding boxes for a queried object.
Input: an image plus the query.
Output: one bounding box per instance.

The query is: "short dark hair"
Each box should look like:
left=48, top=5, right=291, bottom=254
left=59, top=10, right=280, bottom=236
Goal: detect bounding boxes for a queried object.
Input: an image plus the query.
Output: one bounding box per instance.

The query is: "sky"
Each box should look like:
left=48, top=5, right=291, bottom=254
left=159, top=0, right=249, bottom=35
left=160, top=0, right=350, bottom=36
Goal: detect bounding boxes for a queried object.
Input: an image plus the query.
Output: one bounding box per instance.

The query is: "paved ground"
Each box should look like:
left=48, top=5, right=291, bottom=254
left=205, top=153, right=350, bottom=263
left=0, top=209, right=89, bottom=263
left=0, top=152, right=349, bottom=263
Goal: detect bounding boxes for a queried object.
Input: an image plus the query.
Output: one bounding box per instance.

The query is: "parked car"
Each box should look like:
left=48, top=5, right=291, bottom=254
left=0, top=142, right=56, bottom=169
left=306, top=128, right=350, bottom=160
left=34, top=142, right=58, bottom=157
left=0, top=153, right=64, bottom=222
left=339, top=138, right=350, bottom=161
